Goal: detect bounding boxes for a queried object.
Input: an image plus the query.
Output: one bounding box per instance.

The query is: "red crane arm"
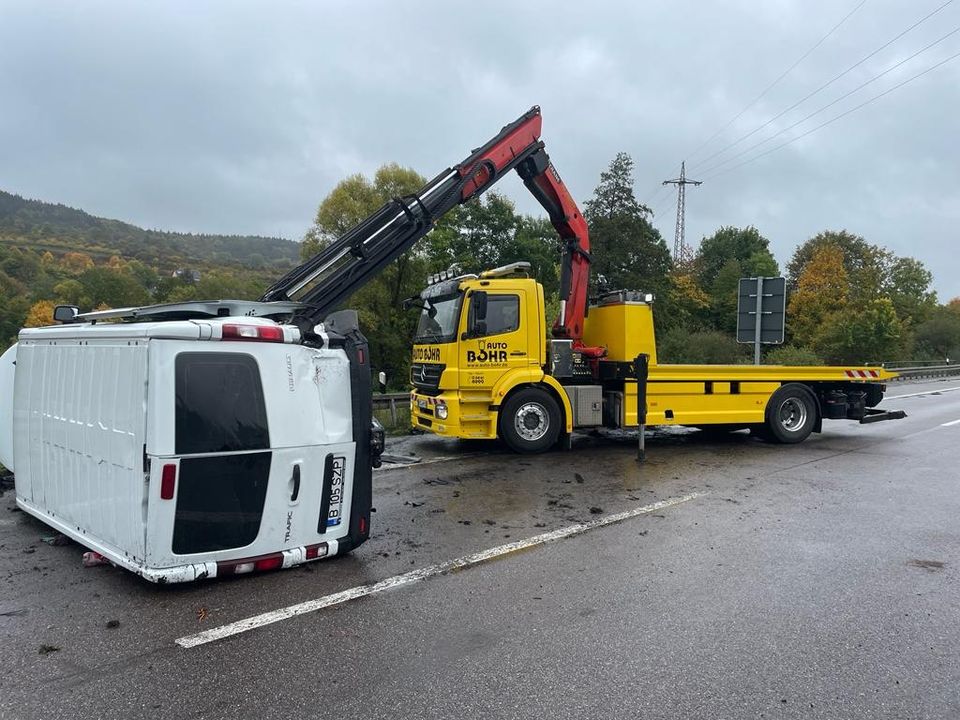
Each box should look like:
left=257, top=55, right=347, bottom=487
left=264, top=106, right=600, bottom=357
left=454, top=108, right=600, bottom=355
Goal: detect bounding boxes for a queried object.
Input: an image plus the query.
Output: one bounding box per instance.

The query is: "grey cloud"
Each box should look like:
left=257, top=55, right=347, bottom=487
left=0, top=0, right=956, bottom=298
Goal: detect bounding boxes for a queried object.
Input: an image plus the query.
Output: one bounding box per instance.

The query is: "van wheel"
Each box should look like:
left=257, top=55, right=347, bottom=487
left=499, top=387, right=561, bottom=454
left=764, top=384, right=816, bottom=444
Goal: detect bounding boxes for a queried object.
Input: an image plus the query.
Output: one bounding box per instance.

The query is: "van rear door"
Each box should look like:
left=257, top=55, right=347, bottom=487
left=144, top=340, right=355, bottom=568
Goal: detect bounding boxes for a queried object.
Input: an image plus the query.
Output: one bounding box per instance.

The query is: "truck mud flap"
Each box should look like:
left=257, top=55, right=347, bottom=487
left=860, top=408, right=907, bottom=424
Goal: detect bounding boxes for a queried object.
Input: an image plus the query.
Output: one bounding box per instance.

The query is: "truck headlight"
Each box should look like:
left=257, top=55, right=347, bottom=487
left=435, top=401, right=448, bottom=420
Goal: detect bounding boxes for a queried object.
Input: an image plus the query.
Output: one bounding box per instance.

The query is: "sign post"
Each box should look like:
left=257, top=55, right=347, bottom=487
left=737, top=276, right=786, bottom=364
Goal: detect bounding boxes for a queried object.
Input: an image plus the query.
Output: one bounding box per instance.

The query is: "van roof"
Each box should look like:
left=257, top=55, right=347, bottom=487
left=74, top=299, right=304, bottom=323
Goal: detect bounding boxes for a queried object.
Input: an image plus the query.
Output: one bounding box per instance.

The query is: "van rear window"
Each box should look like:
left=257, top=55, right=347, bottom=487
left=175, top=352, right=269, bottom=454
left=173, top=452, right=271, bottom=554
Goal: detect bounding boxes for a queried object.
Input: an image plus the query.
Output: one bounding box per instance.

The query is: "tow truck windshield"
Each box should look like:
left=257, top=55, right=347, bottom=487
left=414, top=293, right=462, bottom=344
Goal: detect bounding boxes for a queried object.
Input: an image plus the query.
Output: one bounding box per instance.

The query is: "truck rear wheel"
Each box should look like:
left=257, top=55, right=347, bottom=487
left=499, top=387, right=561, bottom=454
left=764, top=384, right=817, bottom=444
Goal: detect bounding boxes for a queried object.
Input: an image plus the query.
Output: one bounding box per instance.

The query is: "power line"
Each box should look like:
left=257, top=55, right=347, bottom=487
left=642, top=182, right=672, bottom=210
left=689, top=0, right=954, bottom=172
left=697, top=25, right=960, bottom=177
left=699, top=47, right=960, bottom=182
left=684, top=0, right=868, bottom=163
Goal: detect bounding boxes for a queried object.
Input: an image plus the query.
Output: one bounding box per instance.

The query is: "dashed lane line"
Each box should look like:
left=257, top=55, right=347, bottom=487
left=175, top=491, right=706, bottom=649
left=888, top=385, right=960, bottom=400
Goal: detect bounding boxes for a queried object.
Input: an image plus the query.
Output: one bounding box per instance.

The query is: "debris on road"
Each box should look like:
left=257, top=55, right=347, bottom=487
left=380, top=453, right=422, bottom=465
left=41, top=533, right=71, bottom=546
left=81, top=551, right=111, bottom=568
left=589, top=507, right=603, bottom=514
left=38, top=644, right=60, bottom=656
left=106, top=619, right=120, bottom=629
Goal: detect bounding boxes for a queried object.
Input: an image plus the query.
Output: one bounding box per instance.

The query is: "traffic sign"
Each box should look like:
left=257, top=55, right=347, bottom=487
left=737, top=276, right=786, bottom=363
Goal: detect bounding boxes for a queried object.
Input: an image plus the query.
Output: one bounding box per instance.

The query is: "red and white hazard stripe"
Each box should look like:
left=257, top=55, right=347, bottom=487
left=845, top=369, right=880, bottom=379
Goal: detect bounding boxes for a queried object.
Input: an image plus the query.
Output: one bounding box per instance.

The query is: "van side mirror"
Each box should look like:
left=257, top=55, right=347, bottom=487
left=53, top=305, right=79, bottom=324
left=378, top=371, right=387, bottom=394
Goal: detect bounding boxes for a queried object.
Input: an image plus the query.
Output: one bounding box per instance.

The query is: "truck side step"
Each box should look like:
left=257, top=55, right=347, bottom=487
left=859, top=408, right=907, bottom=424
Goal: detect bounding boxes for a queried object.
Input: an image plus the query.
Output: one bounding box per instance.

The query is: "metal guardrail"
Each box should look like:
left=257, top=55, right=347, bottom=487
left=888, top=365, right=960, bottom=381
left=372, top=392, right=410, bottom=424
left=873, top=360, right=954, bottom=369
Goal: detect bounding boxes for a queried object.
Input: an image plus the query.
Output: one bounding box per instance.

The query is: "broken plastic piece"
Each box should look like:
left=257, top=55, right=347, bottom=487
left=82, top=551, right=111, bottom=568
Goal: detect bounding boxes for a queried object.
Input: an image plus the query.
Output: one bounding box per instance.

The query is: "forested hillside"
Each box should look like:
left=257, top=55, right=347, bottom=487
left=0, top=190, right=299, bottom=270
left=0, top=189, right=299, bottom=350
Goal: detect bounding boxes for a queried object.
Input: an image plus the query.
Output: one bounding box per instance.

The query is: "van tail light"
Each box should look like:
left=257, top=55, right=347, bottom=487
left=305, top=542, right=329, bottom=560
left=358, top=515, right=367, bottom=535
left=217, top=552, right=284, bottom=576
left=221, top=324, right=284, bottom=342
left=160, top=464, right=177, bottom=500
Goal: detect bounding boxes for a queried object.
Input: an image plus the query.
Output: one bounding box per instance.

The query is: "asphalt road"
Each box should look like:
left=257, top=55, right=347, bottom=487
left=2, top=379, right=960, bottom=719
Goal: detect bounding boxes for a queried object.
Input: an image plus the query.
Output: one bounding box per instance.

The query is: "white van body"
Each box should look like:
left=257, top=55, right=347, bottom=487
left=0, top=304, right=377, bottom=583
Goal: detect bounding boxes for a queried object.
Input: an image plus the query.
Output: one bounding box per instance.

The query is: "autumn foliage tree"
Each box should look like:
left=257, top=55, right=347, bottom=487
left=787, top=245, right=849, bottom=350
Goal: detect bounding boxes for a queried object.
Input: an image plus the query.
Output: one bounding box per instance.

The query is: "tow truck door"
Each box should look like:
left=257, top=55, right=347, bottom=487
left=459, top=285, right=530, bottom=391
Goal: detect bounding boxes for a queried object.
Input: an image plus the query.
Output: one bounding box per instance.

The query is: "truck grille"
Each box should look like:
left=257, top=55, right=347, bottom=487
left=411, top=363, right=444, bottom=394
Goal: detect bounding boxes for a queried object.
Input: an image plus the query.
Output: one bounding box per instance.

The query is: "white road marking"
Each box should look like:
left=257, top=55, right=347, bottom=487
left=940, top=418, right=960, bottom=427
left=176, top=491, right=706, bottom=649
left=888, top=385, right=960, bottom=400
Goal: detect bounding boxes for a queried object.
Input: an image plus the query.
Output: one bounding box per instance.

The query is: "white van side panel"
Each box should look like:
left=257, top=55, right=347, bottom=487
left=13, top=340, right=148, bottom=560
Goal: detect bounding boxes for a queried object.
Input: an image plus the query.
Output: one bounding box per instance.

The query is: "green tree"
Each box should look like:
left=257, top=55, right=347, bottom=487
left=167, top=270, right=266, bottom=303
left=816, top=298, right=903, bottom=364
left=915, top=305, right=960, bottom=360
left=426, top=194, right=559, bottom=293
left=694, top=226, right=779, bottom=290
left=658, top=327, right=745, bottom=364
left=584, top=152, right=672, bottom=307
left=884, top=256, right=937, bottom=326
left=709, top=258, right=744, bottom=334
left=301, top=163, right=429, bottom=385
left=76, top=267, right=151, bottom=309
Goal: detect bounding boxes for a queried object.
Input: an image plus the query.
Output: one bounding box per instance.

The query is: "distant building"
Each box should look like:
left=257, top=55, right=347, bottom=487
left=172, top=268, right=201, bottom=283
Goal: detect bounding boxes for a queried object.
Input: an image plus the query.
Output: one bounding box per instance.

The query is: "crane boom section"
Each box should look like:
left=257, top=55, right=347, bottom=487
left=263, top=106, right=593, bottom=349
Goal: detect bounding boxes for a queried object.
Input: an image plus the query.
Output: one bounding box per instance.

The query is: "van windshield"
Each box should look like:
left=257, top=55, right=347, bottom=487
left=414, top=293, right=462, bottom=344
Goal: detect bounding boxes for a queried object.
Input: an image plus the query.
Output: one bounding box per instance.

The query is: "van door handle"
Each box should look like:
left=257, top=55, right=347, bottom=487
left=290, top=464, right=301, bottom=502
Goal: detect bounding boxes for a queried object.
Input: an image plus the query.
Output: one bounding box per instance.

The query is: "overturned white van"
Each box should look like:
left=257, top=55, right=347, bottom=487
left=0, top=300, right=383, bottom=583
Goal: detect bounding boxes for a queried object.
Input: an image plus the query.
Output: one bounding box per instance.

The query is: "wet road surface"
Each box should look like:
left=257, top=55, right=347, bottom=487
left=2, top=379, right=959, bottom=719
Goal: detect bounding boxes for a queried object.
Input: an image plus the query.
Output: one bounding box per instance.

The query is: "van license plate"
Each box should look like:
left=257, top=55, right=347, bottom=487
left=326, top=455, right=346, bottom=527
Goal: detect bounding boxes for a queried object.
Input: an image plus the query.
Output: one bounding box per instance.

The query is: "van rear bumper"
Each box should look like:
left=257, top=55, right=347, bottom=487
left=16, top=496, right=344, bottom=584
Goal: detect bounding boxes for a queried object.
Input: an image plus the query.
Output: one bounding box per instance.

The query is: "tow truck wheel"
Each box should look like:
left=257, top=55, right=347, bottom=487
left=764, top=384, right=817, bottom=444
left=499, top=387, right=561, bottom=454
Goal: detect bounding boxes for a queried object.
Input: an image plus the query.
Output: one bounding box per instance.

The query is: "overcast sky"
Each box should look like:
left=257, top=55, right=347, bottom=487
left=1, top=0, right=958, bottom=299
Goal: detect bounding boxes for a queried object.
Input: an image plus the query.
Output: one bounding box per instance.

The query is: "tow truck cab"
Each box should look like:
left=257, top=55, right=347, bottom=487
left=409, top=265, right=900, bottom=453
left=0, top=301, right=383, bottom=583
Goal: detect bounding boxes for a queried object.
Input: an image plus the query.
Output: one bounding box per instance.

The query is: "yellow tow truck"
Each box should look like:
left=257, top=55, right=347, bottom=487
left=396, top=108, right=904, bottom=452
left=409, top=266, right=902, bottom=452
